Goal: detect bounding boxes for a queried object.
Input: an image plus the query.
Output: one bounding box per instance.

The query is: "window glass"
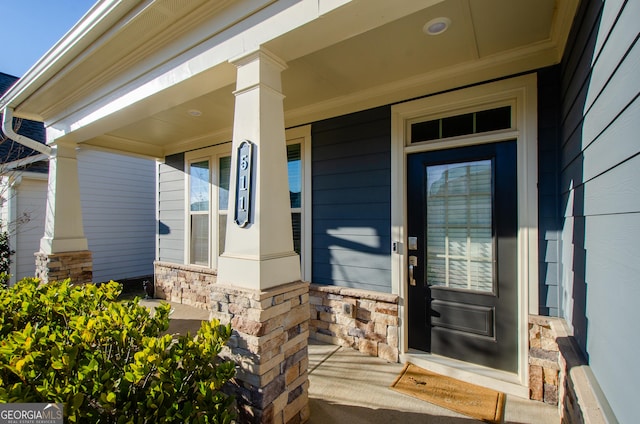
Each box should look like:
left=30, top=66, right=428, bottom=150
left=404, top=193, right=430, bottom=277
left=219, top=156, right=231, bottom=210
left=411, top=120, right=440, bottom=143
left=411, top=106, right=512, bottom=143
left=475, top=106, right=511, bottom=133
left=190, top=215, right=209, bottom=266
left=218, top=156, right=231, bottom=255
left=291, top=212, right=301, bottom=255
left=189, top=160, right=210, bottom=266
left=426, top=160, right=494, bottom=292
left=441, top=113, right=473, bottom=138
left=288, top=143, right=302, bottom=257
left=218, top=214, right=227, bottom=255
left=287, top=144, right=302, bottom=208
left=190, top=161, right=209, bottom=211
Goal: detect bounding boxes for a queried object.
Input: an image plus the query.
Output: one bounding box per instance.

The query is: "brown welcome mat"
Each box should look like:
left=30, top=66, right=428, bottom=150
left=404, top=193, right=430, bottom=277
left=390, top=363, right=506, bottom=423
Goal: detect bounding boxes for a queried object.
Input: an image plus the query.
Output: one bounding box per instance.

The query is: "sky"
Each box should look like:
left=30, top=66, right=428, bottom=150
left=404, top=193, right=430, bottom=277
left=1, top=0, right=97, bottom=78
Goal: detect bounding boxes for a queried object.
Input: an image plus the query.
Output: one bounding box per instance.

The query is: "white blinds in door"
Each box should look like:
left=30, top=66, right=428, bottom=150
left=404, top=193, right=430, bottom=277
left=426, top=160, right=494, bottom=292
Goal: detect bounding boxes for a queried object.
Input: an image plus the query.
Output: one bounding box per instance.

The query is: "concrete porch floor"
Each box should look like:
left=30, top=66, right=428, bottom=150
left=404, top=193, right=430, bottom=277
left=139, top=299, right=559, bottom=423
left=307, top=339, right=559, bottom=424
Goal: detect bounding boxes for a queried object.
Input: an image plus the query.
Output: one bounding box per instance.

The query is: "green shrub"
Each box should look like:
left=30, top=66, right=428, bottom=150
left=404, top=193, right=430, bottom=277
left=0, top=278, right=236, bottom=423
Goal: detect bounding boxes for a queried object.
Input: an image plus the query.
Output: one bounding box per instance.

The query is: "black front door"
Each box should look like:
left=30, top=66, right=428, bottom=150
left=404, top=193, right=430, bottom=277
left=407, top=141, right=518, bottom=372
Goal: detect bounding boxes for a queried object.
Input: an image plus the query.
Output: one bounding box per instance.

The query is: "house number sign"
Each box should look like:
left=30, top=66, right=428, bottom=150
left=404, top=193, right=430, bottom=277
left=234, top=140, right=254, bottom=227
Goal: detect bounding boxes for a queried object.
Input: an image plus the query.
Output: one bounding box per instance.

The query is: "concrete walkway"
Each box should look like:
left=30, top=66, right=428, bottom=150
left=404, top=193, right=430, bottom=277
left=139, top=299, right=559, bottom=423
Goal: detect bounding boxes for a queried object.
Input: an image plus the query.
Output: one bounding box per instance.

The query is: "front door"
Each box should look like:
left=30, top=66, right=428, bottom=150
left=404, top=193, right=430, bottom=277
left=407, top=141, right=518, bottom=372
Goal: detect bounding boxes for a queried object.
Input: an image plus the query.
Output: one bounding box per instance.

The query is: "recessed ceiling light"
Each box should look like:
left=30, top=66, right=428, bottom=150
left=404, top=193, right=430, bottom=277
left=423, top=17, right=451, bottom=36
left=187, top=109, right=202, bottom=117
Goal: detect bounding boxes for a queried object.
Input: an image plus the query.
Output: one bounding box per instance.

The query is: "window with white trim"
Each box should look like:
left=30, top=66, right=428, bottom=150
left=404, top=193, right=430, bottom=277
left=185, top=129, right=310, bottom=273
left=188, top=159, right=210, bottom=266
left=288, top=142, right=302, bottom=255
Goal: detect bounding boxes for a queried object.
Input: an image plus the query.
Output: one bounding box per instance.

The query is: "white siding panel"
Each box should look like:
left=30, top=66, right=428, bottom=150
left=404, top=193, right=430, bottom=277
left=78, top=150, right=155, bottom=282
left=158, top=190, right=184, bottom=203
left=157, top=156, right=185, bottom=263
left=14, top=178, right=47, bottom=280
left=159, top=179, right=183, bottom=192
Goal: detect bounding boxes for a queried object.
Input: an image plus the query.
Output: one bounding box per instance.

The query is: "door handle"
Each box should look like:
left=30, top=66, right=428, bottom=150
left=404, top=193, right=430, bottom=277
left=409, top=255, right=418, bottom=286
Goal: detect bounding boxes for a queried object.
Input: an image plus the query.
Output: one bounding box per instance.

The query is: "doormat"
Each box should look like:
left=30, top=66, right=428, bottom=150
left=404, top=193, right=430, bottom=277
left=390, top=363, right=506, bottom=423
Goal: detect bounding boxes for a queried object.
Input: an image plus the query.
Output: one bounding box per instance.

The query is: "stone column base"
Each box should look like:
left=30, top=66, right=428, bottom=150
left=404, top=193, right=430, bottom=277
left=35, top=250, right=93, bottom=284
left=210, top=280, right=310, bottom=424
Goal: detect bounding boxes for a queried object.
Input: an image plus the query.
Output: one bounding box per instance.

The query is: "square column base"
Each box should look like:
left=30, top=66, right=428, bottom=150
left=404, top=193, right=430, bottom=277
left=35, top=250, right=93, bottom=284
left=210, top=280, right=310, bottom=424
left=217, top=253, right=301, bottom=290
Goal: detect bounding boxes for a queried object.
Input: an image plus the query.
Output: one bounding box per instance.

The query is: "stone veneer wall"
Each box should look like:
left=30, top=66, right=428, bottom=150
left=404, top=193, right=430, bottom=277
left=529, top=316, right=609, bottom=423
left=154, top=261, right=216, bottom=310
left=210, top=281, right=310, bottom=424
left=35, top=250, right=93, bottom=284
left=529, top=316, right=560, bottom=405
left=308, top=284, right=399, bottom=363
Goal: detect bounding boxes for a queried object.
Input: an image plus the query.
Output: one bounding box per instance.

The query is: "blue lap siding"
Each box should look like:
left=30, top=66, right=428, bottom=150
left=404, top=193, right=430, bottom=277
left=558, top=0, right=640, bottom=421
left=311, top=106, right=392, bottom=292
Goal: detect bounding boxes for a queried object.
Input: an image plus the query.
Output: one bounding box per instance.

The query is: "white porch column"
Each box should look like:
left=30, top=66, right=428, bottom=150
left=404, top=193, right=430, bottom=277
left=35, top=138, right=92, bottom=283
left=217, top=48, right=301, bottom=289
left=212, top=48, right=309, bottom=424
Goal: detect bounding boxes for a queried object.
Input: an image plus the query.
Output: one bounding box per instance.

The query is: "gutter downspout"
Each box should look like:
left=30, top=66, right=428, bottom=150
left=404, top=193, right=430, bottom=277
left=6, top=174, right=21, bottom=287
left=2, top=107, right=52, bottom=157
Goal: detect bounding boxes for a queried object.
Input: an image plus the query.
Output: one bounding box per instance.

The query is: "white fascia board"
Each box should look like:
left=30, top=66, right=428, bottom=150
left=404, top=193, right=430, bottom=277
left=55, top=0, right=354, bottom=141
left=0, top=0, right=139, bottom=118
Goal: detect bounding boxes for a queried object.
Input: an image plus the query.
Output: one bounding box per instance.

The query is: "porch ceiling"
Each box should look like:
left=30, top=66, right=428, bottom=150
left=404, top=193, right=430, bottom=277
left=7, top=0, right=577, bottom=158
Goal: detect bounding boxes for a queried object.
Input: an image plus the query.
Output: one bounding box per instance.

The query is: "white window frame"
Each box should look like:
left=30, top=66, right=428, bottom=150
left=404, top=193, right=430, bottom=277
left=183, top=125, right=312, bottom=278
left=185, top=143, right=230, bottom=269
left=286, top=125, right=312, bottom=281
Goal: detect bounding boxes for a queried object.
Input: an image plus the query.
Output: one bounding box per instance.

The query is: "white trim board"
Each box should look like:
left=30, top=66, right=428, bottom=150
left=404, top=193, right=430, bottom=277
left=390, top=74, right=538, bottom=395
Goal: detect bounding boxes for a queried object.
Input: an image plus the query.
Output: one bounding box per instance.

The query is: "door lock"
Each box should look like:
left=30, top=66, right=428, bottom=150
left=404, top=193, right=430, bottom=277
left=408, top=255, right=418, bottom=286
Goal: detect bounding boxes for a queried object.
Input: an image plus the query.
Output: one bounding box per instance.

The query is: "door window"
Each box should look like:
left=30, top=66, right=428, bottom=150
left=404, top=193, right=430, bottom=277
left=426, top=160, right=494, bottom=292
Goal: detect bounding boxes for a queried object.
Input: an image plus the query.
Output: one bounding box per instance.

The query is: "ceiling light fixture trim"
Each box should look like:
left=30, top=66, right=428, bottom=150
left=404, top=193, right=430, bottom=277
left=424, top=17, right=451, bottom=36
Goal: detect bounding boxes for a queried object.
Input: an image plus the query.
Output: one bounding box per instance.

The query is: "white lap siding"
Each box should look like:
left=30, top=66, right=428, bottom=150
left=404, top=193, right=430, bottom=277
left=78, top=149, right=156, bottom=282
left=156, top=153, right=185, bottom=264
left=13, top=176, right=47, bottom=281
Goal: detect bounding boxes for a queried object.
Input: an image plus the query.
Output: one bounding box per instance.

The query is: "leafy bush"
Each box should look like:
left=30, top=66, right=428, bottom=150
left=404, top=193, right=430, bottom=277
left=0, top=279, right=236, bottom=423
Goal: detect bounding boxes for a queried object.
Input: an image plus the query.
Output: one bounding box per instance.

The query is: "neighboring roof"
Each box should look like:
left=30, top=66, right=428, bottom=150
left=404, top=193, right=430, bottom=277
left=0, top=72, right=17, bottom=94
left=0, top=72, right=48, bottom=173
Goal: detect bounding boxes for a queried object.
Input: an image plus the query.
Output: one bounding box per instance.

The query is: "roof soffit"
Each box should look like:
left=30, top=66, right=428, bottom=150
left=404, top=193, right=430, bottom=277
left=7, top=0, right=578, bottom=158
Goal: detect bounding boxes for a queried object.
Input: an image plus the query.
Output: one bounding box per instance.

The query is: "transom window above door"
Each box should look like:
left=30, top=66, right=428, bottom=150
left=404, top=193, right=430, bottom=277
left=410, top=105, right=512, bottom=144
